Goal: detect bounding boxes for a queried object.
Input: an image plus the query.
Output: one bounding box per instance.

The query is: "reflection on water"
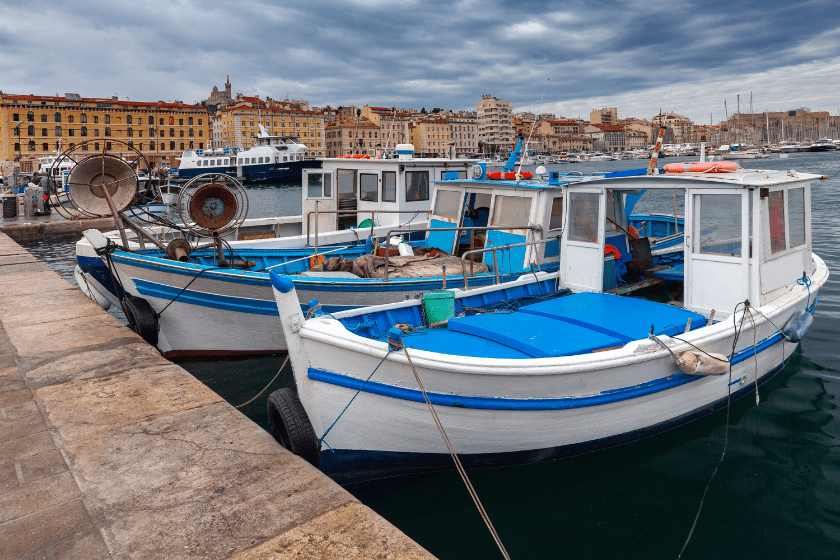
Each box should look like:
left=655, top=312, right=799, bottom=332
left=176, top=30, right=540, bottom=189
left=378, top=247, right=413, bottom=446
left=18, top=154, right=840, bottom=559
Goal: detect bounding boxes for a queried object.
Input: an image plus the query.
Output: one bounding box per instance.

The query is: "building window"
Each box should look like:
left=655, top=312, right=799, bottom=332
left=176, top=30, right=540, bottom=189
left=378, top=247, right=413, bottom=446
left=79, top=113, right=87, bottom=123
left=68, top=129, right=75, bottom=137
left=94, top=143, right=99, bottom=150
left=179, top=130, right=184, bottom=137
left=188, top=128, right=193, bottom=137
left=27, top=111, right=34, bottom=121
left=128, top=141, right=133, bottom=148
left=198, top=143, right=203, bottom=149
left=150, top=141, right=156, bottom=150
left=12, top=113, right=19, bottom=121
left=41, top=114, right=47, bottom=122
left=198, top=130, right=203, bottom=137
left=148, top=116, right=154, bottom=125
left=170, top=141, right=175, bottom=150
left=106, top=142, right=112, bottom=150
left=94, top=116, right=99, bottom=123
left=14, top=143, right=20, bottom=152
left=55, top=126, right=62, bottom=136
left=81, top=126, right=87, bottom=136
left=127, top=127, right=133, bottom=137
left=104, top=127, right=111, bottom=136
left=180, top=143, right=184, bottom=150
left=170, top=128, right=175, bottom=137
left=126, top=115, right=133, bottom=125
left=27, top=124, right=34, bottom=135
left=198, top=119, right=202, bottom=125
left=159, top=118, right=164, bottom=125
left=149, top=128, right=155, bottom=136
left=94, top=129, right=99, bottom=136
left=42, top=143, right=48, bottom=151
left=188, top=117, right=193, bottom=125
left=104, top=114, right=110, bottom=124
left=40, top=128, right=47, bottom=136
left=28, top=140, right=35, bottom=151
left=68, top=115, right=74, bottom=124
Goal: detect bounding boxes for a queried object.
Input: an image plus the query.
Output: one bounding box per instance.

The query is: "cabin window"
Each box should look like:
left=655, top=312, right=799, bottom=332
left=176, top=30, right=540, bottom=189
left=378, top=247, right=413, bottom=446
left=549, top=196, right=563, bottom=230
left=492, top=195, right=532, bottom=228
left=567, top=192, right=599, bottom=243
left=307, top=173, right=331, bottom=198
left=405, top=171, right=429, bottom=202
left=434, top=190, right=461, bottom=219
left=360, top=173, right=378, bottom=202
left=694, top=194, right=742, bottom=256
left=283, top=156, right=287, bottom=162
left=768, top=191, right=786, bottom=254
left=382, top=171, right=396, bottom=202
left=788, top=187, right=805, bottom=247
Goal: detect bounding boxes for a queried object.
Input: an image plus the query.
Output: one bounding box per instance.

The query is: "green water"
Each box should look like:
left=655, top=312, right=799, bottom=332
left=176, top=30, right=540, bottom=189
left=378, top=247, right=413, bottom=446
left=23, top=153, right=840, bottom=559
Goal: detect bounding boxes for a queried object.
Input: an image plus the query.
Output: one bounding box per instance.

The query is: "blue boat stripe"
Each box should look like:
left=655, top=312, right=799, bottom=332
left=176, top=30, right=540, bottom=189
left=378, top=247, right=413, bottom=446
left=133, top=279, right=278, bottom=316
left=308, top=332, right=788, bottom=410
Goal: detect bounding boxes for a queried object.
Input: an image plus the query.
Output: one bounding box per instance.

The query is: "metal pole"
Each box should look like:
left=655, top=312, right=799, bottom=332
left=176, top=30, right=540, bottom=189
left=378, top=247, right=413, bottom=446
left=314, top=199, right=319, bottom=257
left=492, top=250, right=500, bottom=284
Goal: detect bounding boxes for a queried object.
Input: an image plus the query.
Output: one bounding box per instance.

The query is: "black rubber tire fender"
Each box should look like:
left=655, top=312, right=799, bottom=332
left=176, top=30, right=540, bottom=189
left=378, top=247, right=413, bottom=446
left=267, top=388, right=320, bottom=467
left=121, top=295, right=159, bottom=347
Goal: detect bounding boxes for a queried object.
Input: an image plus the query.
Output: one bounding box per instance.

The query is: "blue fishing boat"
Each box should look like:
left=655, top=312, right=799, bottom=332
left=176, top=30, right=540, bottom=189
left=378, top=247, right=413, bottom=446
left=266, top=164, right=829, bottom=481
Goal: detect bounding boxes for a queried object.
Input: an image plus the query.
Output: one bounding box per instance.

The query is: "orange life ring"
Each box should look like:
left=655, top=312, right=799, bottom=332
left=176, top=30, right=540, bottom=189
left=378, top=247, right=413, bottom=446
left=663, top=162, right=739, bottom=173
left=627, top=225, right=640, bottom=239
left=604, top=244, right=621, bottom=260
left=485, top=171, right=534, bottom=180
left=309, top=254, right=325, bottom=268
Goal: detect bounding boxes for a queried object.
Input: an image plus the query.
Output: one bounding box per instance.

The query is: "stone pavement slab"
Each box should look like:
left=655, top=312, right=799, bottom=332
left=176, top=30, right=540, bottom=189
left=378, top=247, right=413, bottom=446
left=0, top=231, right=434, bottom=560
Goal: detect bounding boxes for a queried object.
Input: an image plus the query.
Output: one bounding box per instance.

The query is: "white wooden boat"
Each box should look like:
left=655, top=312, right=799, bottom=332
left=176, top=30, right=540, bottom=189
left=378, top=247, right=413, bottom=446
left=267, top=166, right=828, bottom=481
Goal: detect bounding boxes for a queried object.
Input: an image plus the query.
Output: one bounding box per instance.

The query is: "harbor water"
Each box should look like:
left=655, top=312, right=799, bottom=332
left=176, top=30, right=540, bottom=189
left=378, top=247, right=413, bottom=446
left=20, top=153, right=840, bottom=559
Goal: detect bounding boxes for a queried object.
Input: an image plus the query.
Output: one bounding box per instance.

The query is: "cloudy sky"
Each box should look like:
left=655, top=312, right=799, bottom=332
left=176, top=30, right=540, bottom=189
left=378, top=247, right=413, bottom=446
left=2, top=0, right=839, bottom=124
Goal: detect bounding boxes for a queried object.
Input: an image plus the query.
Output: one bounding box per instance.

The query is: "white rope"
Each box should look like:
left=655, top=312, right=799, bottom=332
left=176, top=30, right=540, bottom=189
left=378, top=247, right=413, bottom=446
left=398, top=342, right=511, bottom=560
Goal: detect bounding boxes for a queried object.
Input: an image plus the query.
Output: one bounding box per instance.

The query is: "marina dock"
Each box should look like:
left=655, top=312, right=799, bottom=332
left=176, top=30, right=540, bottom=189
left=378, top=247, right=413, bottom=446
left=0, top=231, right=433, bottom=559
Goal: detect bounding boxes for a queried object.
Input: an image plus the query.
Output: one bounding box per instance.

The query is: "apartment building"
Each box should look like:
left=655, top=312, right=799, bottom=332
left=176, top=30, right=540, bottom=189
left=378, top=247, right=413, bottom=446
left=0, top=91, right=209, bottom=168
left=360, top=106, right=410, bottom=150
left=214, top=95, right=324, bottom=157
left=651, top=112, right=693, bottom=144
left=409, top=116, right=451, bottom=157
left=447, top=112, right=477, bottom=156
left=324, top=118, right=381, bottom=157
left=477, top=94, right=514, bottom=153
left=590, top=107, right=618, bottom=126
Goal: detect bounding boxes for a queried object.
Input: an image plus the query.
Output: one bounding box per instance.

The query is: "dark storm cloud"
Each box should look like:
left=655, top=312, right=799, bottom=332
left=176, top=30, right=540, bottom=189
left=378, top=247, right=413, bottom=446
left=1, top=0, right=838, bottom=122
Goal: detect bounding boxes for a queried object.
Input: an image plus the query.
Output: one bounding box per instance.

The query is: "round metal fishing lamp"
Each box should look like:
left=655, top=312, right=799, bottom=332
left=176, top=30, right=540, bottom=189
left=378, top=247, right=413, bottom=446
left=176, top=173, right=248, bottom=238
left=49, top=140, right=150, bottom=220
left=176, top=173, right=248, bottom=265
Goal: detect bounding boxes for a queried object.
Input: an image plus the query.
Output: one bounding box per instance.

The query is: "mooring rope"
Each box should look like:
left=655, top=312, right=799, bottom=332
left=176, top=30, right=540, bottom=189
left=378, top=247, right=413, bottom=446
left=394, top=340, right=511, bottom=560
left=234, top=355, right=290, bottom=409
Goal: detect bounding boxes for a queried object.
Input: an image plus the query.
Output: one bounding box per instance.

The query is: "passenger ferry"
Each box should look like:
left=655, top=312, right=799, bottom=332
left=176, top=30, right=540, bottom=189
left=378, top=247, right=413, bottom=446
left=174, top=125, right=320, bottom=183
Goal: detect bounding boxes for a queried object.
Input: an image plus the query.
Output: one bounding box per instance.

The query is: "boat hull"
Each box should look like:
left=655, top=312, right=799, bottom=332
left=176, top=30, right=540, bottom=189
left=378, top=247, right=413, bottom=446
left=273, top=255, right=827, bottom=481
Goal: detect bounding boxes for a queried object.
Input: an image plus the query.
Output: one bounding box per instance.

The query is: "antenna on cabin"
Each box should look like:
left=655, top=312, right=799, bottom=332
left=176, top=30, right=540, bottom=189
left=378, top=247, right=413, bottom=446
left=517, top=79, right=549, bottom=181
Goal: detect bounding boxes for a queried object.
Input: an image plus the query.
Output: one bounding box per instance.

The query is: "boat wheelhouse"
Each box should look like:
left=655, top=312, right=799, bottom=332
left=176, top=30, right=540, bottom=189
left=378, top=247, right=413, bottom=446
left=267, top=165, right=828, bottom=480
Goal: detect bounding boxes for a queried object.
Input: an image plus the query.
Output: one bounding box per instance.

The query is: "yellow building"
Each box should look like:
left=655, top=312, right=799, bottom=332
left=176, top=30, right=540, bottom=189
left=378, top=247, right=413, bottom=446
left=214, top=96, right=325, bottom=157
left=409, top=116, right=452, bottom=157
left=324, top=119, right=380, bottom=157
left=360, top=106, right=410, bottom=150
left=0, top=91, right=210, bottom=168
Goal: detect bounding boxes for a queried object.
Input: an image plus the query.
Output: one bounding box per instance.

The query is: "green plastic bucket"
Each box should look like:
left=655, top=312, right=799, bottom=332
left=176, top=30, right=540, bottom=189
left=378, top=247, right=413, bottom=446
left=422, top=290, right=455, bottom=325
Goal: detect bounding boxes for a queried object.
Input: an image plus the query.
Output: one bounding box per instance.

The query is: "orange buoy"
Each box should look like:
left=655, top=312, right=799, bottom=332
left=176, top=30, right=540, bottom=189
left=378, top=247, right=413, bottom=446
left=604, top=244, right=621, bottom=260
left=663, top=162, right=739, bottom=173
left=486, top=171, right=534, bottom=180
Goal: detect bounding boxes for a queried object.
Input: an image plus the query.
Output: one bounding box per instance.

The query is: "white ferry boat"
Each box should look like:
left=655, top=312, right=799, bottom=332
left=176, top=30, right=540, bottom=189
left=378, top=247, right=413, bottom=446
left=174, top=125, right=320, bottom=183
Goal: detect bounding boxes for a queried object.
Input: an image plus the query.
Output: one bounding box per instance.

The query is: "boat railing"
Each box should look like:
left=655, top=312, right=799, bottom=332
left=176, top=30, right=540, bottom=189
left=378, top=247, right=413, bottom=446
left=382, top=225, right=539, bottom=282
left=459, top=235, right=561, bottom=289
left=306, top=209, right=432, bottom=252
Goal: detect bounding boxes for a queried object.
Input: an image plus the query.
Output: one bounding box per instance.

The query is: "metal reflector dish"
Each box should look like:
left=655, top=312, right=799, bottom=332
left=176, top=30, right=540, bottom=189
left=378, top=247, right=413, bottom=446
left=67, top=155, right=138, bottom=216
left=188, top=183, right=238, bottom=231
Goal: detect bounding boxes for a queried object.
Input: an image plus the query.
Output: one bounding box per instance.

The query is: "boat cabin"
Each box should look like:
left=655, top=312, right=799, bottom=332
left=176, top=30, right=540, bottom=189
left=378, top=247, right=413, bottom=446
left=302, top=145, right=476, bottom=235
left=557, top=169, right=818, bottom=318
left=430, top=165, right=819, bottom=318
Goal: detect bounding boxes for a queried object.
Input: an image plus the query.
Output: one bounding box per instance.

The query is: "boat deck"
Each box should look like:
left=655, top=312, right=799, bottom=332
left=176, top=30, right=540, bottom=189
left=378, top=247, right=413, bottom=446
left=343, top=291, right=706, bottom=359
